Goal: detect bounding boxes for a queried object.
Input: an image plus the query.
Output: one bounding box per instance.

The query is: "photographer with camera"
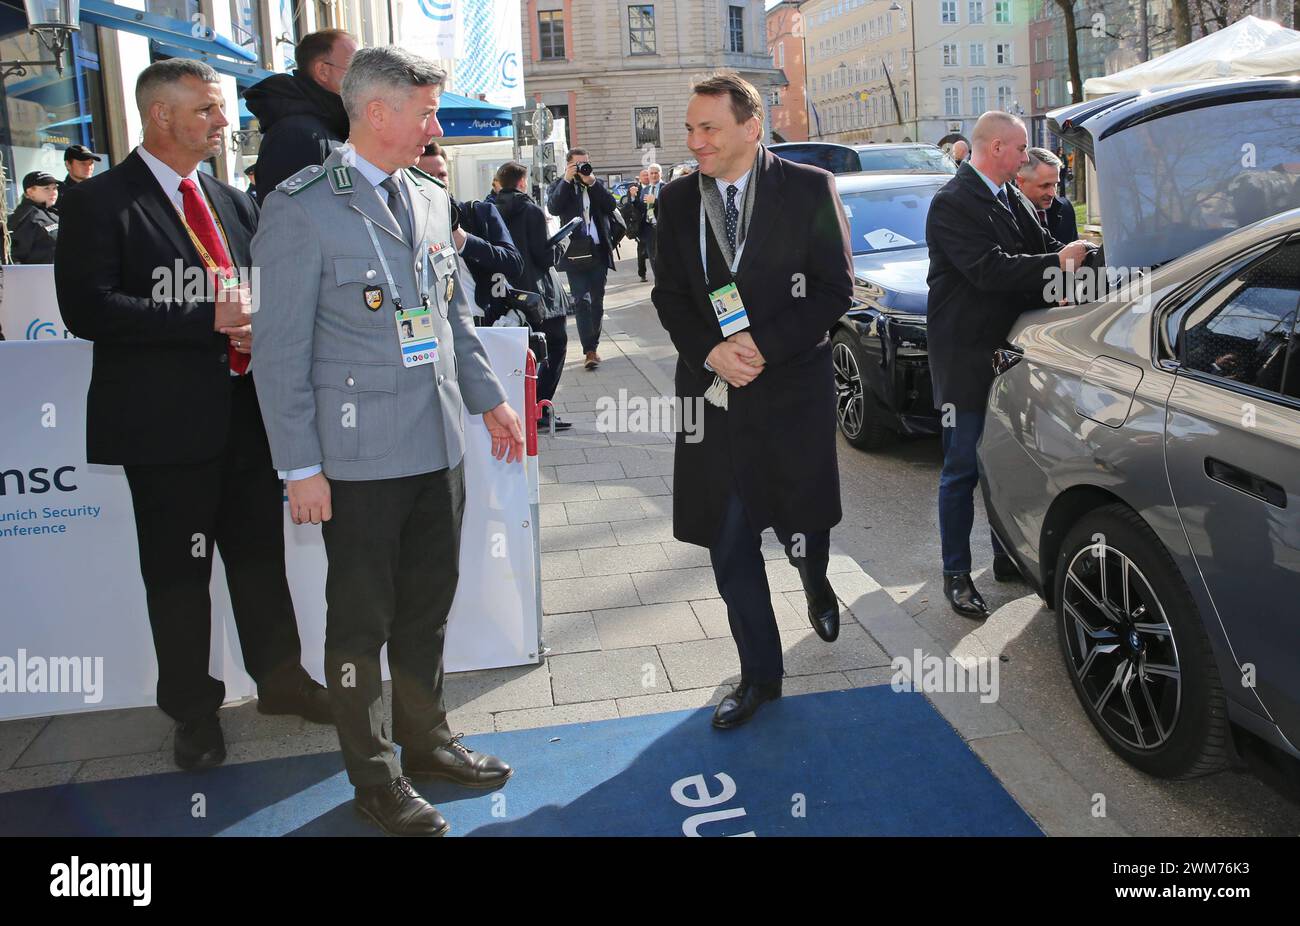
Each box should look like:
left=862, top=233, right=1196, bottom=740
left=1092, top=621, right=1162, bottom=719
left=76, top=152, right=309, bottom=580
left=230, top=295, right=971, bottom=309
left=547, top=147, right=617, bottom=370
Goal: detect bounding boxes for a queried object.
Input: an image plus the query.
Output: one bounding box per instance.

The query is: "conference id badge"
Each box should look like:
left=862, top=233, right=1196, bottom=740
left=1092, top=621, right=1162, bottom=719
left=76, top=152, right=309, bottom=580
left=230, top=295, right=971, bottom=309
left=395, top=304, right=439, bottom=367
left=708, top=282, right=750, bottom=337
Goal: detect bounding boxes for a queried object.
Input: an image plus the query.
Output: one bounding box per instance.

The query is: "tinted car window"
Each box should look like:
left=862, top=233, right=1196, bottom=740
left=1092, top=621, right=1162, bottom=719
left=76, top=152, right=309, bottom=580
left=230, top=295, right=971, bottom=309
left=839, top=182, right=944, bottom=255
left=1095, top=97, right=1300, bottom=269
left=857, top=147, right=956, bottom=174
left=1180, top=241, right=1300, bottom=398
left=772, top=144, right=860, bottom=174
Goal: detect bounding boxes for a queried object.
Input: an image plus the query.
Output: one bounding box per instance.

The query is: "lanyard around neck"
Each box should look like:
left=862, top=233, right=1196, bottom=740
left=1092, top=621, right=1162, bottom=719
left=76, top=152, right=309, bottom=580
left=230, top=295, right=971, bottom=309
left=360, top=208, right=427, bottom=310
left=699, top=197, right=746, bottom=281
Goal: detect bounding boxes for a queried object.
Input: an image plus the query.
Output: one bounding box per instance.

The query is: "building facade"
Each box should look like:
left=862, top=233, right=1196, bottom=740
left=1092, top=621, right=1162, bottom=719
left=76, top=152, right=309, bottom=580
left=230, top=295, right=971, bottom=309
left=520, top=0, right=781, bottom=183
left=767, top=0, right=809, bottom=142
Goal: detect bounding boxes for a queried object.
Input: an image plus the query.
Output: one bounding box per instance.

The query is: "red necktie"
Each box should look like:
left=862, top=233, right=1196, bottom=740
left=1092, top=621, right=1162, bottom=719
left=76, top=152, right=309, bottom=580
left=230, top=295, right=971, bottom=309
left=180, top=178, right=248, bottom=375
left=1037, top=208, right=1049, bottom=228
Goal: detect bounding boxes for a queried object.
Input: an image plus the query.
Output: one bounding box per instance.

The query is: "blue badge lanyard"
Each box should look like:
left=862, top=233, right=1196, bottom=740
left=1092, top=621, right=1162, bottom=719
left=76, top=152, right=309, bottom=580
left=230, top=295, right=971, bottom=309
left=360, top=206, right=428, bottom=311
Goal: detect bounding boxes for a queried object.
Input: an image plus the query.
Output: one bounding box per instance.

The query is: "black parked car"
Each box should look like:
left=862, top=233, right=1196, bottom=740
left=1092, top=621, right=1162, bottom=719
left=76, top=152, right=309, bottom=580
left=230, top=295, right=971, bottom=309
left=831, top=172, right=947, bottom=449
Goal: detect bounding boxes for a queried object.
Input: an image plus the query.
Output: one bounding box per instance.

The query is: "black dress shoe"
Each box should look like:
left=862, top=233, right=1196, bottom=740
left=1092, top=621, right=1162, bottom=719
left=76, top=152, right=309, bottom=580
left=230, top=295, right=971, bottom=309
left=354, top=776, right=449, bottom=837
left=804, top=576, right=840, bottom=642
left=404, top=734, right=513, bottom=789
left=257, top=672, right=334, bottom=724
left=537, top=413, right=573, bottom=433
left=174, top=714, right=226, bottom=770
left=944, top=573, right=990, bottom=620
left=992, top=553, right=1021, bottom=582
left=712, top=679, right=782, bottom=729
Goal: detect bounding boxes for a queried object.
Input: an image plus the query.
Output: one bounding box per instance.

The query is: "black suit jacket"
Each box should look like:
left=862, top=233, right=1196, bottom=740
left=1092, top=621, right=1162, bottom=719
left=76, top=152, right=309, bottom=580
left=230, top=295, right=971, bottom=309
left=925, top=161, right=1069, bottom=414
left=547, top=177, right=618, bottom=270
left=454, top=197, right=524, bottom=310
left=1045, top=195, right=1079, bottom=245
left=652, top=148, right=854, bottom=546
left=55, top=149, right=261, bottom=465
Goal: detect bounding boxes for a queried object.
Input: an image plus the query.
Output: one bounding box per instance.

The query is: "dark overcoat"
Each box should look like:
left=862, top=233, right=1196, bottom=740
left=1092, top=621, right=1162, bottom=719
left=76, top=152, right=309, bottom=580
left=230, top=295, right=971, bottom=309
left=925, top=161, right=1070, bottom=414
left=651, top=147, right=854, bottom=548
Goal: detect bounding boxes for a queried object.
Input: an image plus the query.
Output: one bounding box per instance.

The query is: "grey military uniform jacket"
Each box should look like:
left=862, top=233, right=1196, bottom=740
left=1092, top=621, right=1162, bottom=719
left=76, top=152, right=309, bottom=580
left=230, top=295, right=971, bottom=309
left=251, top=148, right=508, bottom=481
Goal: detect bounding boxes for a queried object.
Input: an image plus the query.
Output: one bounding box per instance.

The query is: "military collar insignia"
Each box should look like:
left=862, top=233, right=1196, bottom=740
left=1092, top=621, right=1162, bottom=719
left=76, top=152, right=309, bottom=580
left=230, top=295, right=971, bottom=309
left=328, top=164, right=355, bottom=194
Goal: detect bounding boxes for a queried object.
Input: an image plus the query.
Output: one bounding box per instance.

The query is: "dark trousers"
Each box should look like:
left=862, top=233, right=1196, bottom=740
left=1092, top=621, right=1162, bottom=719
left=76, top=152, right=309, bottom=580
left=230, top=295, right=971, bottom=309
left=636, top=223, right=657, bottom=278
left=536, top=314, right=568, bottom=407
left=122, top=374, right=303, bottom=723
left=939, top=410, right=1006, bottom=575
left=321, top=464, right=465, bottom=787
left=567, top=254, right=608, bottom=354
left=710, top=493, right=830, bottom=684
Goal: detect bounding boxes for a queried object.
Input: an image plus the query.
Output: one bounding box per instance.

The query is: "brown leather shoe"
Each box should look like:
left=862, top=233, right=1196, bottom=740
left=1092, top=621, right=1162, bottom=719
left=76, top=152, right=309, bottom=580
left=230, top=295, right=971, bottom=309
left=404, top=734, right=513, bottom=789
left=354, top=776, right=449, bottom=837
left=584, top=350, right=600, bottom=370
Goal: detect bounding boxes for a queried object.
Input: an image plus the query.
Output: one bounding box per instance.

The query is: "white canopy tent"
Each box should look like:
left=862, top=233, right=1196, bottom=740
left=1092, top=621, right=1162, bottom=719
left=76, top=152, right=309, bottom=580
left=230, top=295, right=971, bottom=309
left=1084, top=16, right=1300, bottom=97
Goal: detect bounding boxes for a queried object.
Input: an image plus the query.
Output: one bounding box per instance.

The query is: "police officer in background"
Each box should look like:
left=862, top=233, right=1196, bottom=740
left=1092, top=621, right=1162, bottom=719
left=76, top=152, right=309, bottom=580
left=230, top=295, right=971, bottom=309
left=251, top=46, right=524, bottom=838
left=9, top=172, right=61, bottom=263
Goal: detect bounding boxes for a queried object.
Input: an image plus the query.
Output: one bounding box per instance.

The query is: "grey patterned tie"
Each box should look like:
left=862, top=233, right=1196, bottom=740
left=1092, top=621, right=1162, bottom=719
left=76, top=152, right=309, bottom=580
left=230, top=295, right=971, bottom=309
left=724, top=184, right=740, bottom=252
left=380, top=176, right=412, bottom=244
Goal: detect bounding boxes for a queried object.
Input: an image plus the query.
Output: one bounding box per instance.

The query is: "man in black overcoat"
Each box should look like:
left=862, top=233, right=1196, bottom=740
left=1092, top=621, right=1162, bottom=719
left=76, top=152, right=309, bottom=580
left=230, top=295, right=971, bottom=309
left=652, top=73, right=854, bottom=729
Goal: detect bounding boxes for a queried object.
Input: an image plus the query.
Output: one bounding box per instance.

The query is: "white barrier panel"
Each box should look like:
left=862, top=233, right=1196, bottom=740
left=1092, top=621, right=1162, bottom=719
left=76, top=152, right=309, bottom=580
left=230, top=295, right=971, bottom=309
left=0, top=270, right=538, bottom=721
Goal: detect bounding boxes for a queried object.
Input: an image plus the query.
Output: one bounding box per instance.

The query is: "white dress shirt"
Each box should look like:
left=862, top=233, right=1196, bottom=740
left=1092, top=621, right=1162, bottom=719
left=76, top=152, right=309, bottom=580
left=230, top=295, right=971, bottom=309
left=136, top=144, right=218, bottom=229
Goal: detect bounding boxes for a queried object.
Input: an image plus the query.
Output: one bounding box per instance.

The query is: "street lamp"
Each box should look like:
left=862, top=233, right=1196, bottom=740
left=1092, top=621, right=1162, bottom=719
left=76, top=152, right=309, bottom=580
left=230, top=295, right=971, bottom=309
left=887, top=0, right=920, bottom=142
left=1, top=0, right=81, bottom=80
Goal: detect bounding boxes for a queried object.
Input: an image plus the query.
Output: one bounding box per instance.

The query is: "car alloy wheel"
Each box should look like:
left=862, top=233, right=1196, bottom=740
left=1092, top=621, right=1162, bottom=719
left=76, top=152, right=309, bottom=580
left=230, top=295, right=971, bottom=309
left=1054, top=504, right=1229, bottom=779
left=1061, top=541, right=1181, bottom=752
left=832, top=339, right=865, bottom=441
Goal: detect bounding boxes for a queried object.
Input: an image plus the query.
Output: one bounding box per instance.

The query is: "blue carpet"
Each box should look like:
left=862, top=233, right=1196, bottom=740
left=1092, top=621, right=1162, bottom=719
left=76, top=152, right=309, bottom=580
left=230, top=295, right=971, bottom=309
left=0, top=687, right=1041, bottom=836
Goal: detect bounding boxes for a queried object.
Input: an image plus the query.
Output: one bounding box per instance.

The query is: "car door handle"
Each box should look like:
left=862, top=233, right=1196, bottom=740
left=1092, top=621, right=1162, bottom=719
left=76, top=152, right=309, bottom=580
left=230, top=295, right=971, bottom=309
left=1204, top=457, right=1287, bottom=508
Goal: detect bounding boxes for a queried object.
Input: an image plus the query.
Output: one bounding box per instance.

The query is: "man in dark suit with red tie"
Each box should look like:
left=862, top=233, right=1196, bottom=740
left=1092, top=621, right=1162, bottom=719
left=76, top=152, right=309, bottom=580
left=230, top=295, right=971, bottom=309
left=652, top=73, right=854, bottom=729
left=55, top=59, right=330, bottom=771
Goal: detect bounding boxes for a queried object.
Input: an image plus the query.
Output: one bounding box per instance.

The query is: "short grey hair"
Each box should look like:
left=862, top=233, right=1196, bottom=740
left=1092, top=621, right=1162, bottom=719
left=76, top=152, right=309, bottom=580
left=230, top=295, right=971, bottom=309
left=135, top=59, right=219, bottom=114
left=341, top=46, right=446, bottom=122
left=1020, top=146, right=1063, bottom=176
left=648, top=162, right=662, bottom=173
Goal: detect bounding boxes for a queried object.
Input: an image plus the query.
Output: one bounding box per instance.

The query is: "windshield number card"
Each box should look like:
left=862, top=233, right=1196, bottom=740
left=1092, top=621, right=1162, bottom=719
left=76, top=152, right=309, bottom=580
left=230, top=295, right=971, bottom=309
left=864, top=228, right=915, bottom=249
left=709, top=282, right=750, bottom=337
left=396, top=304, right=439, bottom=367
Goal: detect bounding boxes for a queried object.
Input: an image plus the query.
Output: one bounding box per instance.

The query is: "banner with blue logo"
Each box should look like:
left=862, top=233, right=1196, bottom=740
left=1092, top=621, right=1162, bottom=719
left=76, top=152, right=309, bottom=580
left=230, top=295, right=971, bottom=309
left=401, top=0, right=522, bottom=110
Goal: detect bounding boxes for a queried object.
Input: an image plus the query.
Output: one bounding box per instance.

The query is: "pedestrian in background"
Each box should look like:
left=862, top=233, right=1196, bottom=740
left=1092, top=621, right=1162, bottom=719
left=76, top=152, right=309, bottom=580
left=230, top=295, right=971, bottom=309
left=244, top=28, right=357, bottom=194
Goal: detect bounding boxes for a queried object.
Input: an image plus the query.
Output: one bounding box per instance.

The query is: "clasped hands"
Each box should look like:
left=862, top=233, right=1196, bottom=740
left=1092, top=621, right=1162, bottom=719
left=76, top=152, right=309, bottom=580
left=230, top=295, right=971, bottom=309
left=706, top=331, right=766, bottom=388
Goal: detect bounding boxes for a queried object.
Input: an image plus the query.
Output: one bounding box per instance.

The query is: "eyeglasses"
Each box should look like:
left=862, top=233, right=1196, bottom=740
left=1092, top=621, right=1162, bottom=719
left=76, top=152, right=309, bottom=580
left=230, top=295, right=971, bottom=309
left=321, top=60, right=348, bottom=72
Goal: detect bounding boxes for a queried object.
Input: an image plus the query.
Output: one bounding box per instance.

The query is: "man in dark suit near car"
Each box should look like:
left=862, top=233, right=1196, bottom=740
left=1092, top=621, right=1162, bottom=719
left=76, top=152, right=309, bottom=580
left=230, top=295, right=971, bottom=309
left=653, top=73, right=854, bottom=729
left=55, top=59, right=330, bottom=772
left=926, top=112, right=1092, bottom=619
left=1015, top=147, right=1078, bottom=244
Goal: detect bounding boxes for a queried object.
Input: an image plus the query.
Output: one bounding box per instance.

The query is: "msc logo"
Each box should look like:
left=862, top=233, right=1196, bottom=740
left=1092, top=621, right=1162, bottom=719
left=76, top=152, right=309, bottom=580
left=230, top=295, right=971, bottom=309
left=418, top=0, right=453, bottom=21
left=26, top=318, right=72, bottom=340
left=499, top=50, right=519, bottom=89
left=0, top=466, right=78, bottom=496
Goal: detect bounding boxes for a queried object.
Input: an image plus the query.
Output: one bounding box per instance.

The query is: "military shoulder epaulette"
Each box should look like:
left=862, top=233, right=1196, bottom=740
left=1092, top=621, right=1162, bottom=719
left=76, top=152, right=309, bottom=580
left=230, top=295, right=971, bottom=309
left=278, top=164, right=327, bottom=195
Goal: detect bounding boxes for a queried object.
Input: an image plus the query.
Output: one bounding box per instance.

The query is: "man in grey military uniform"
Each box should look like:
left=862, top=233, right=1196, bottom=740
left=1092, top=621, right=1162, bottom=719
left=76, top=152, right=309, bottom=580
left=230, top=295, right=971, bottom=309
left=251, top=46, right=525, bottom=837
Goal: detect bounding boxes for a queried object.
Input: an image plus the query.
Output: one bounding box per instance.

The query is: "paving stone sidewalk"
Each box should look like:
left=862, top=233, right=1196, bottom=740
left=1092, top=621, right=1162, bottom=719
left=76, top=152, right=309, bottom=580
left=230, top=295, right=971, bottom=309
left=0, top=266, right=1120, bottom=836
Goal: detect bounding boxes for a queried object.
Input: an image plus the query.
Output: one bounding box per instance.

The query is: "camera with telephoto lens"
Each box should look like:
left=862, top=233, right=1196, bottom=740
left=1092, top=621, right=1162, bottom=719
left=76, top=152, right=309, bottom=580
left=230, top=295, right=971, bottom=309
left=576, top=162, right=593, bottom=177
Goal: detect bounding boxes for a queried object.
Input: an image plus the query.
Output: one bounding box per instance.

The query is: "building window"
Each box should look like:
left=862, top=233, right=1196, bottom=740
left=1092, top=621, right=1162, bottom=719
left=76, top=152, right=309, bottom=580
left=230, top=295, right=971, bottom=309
left=968, top=0, right=984, bottom=23
left=969, top=42, right=985, bottom=65
left=942, top=43, right=959, bottom=66
left=629, top=5, right=656, bottom=55
left=777, top=43, right=785, bottom=68
left=944, top=86, right=960, bottom=116
left=941, top=0, right=957, bottom=23
left=728, top=5, right=745, bottom=52
left=995, top=42, right=1011, bottom=65
left=538, top=10, right=566, bottom=60
left=971, top=84, right=986, bottom=114
left=996, top=84, right=1013, bottom=110
left=902, top=88, right=910, bottom=117
left=634, top=106, right=661, bottom=148
left=1033, top=36, right=1042, bottom=63
left=994, top=0, right=1011, bottom=23
left=769, top=88, right=782, bottom=107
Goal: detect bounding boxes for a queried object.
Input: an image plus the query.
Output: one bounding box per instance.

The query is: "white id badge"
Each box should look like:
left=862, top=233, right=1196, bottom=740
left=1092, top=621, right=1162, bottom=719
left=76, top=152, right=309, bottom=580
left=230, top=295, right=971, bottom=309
left=395, top=304, right=439, bottom=367
left=708, top=282, right=750, bottom=337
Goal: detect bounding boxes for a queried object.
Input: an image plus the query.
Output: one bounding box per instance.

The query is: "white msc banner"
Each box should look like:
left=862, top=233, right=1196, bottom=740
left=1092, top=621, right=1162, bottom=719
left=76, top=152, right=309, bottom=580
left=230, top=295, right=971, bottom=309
left=397, top=0, right=523, bottom=110
left=0, top=268, right=539, bottom=721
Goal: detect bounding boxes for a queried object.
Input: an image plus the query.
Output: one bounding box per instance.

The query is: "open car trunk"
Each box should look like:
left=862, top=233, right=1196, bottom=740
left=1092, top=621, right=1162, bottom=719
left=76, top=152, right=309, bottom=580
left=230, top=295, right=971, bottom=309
left=1047, top=77, right=1300, bottom=270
